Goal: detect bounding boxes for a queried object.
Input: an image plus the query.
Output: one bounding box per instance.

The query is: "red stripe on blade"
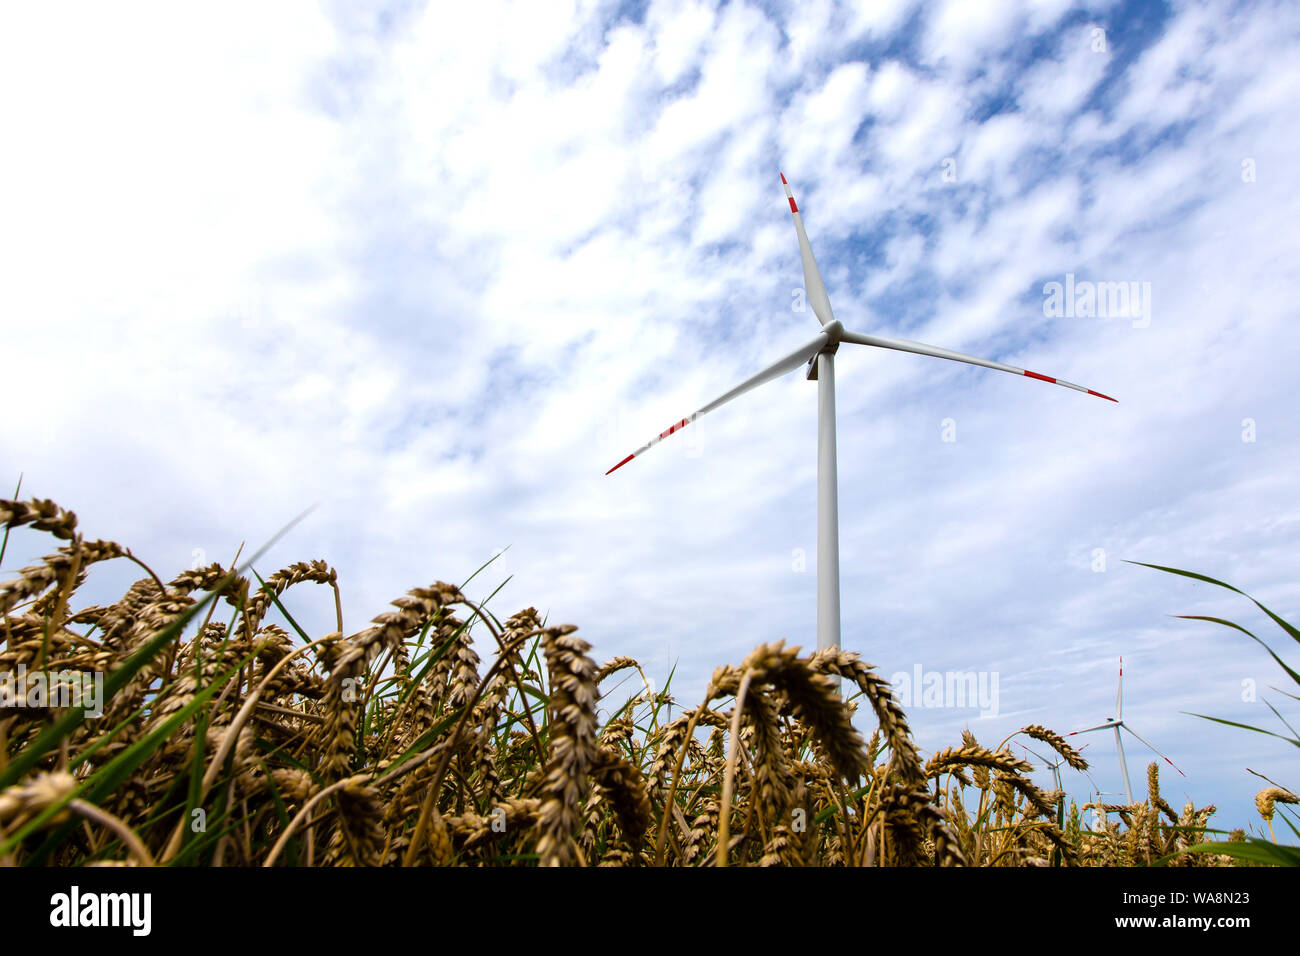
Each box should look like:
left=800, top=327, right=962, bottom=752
left=605, top=454, right=634, bottom=475
left=780, top=171, right=787, bottom=184
left=1024, top=370, right=1057, bottom=384
left=659, top=418, right=689, bottom=439
left=788, top=197, right=798, bottom=213
left=1088, top=389, right=1118, bottom=402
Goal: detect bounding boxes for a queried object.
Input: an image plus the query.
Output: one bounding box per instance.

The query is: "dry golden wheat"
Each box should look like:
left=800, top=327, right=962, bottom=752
left=0, top=494, right=1249, bottom=868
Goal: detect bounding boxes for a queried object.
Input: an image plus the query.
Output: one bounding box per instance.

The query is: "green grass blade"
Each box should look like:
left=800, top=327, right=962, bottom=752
left=1173, top=614, right=1300, bottom=687
left=1, top=503, right=315, bottom=789
left=1173, top=838, right=1300, bottom=866
left=1130, top=560, right=1300, bottom=646
left=6, top=644, right=256, bottom=862
left=1185, top=711, right=1300, bottom=746
left=0, top=472, right=22, bottom=568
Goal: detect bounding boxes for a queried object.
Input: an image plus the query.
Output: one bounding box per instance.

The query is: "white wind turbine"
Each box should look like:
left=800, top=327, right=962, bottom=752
left=1018, top=741, right=1084, bottom=794
left=606, top=173, right=1116, bottom=653
left=1068, top=657, right=1186, bottom=805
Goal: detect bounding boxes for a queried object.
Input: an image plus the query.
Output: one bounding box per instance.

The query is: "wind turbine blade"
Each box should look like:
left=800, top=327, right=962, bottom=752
left=1121, top=724, right=1187, bottom=777
left=1114, top=725, right=1133, bottom=804
left=1116, top=656, right=1123, bottom=721
left=1018, top=742, right=1050, bottom=766
left=1068, top=722, right=1115, bottom=736
left=780, top=173, right=835, bottom=328
left=604, top=331, right=830, bottom=475
left=838, top=329, right=1117, bottom=402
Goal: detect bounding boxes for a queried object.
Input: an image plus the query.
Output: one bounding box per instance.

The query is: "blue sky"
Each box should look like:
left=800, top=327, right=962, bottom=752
left=2, top=0, right=1298, bottom=833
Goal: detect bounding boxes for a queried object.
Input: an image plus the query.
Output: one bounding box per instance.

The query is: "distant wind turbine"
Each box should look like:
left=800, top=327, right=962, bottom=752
left=1019, top=741, right=1077, bottom=794
left=1068, top=657, right=1185, bottom=804
left=1017, top=739, right=1103, bottom=803
left=606, top=173, right=1116, bottom=652
left=1017, top=740, right=1094, bottom=864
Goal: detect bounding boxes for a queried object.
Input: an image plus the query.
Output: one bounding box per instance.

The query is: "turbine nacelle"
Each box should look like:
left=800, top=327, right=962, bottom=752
left=807, top=320, right=843, bottom=379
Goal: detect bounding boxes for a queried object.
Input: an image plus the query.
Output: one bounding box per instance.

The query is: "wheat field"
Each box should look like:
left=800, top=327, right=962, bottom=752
left=0, top=495, right=1285, bottom=866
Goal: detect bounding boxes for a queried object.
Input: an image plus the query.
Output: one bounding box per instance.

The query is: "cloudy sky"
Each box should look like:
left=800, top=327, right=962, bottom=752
left=3, top=0, right=1297, bottom=831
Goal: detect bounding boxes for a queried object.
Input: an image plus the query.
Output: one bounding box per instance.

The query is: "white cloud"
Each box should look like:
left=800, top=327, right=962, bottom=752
left=921, top=0, right=1031, bottom=70
left=648, top=0, right=717, bottom=85
left=1017, top=22, right=1111, bottom=118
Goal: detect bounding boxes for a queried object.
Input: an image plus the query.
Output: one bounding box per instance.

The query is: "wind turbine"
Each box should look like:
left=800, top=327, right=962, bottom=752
left=1016, top=739, right=1103, bottom=805
left=1067, top=657, right=1185, bottom=805
left=605, top=173, right=1116, bottom=653
left=1017, top=740, right=1096, bottom=865
left=1018, top=741, right=1081, bottom=794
